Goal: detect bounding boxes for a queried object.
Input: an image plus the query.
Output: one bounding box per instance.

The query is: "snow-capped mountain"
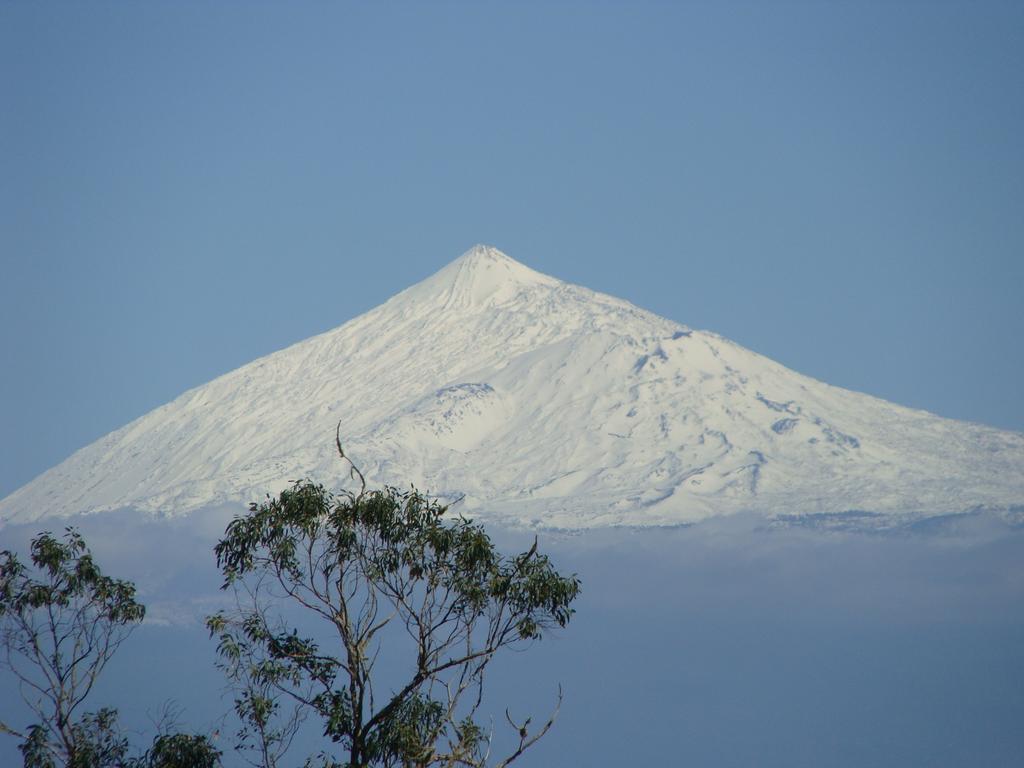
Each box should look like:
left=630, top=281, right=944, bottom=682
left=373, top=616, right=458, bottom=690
left=3, top=245, right=1023, bottom=529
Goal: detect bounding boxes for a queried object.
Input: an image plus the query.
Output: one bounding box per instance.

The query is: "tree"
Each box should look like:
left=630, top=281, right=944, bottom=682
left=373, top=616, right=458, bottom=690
left=0, top=529, right=145, bottom=767
left=0, top=530, right=224, bottom=768
left=207, top=435, right=581, bottom=768
left=136, top=733, right=222, bottom=768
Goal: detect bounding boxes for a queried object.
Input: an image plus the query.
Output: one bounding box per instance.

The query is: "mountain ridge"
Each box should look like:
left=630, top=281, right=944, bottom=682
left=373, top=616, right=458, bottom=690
left=3, top=245, right=1023, bottom=530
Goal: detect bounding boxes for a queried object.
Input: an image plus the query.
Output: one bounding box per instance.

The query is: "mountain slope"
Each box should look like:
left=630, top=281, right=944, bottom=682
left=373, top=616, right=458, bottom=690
left=3, top=245, right=1023, bottom=529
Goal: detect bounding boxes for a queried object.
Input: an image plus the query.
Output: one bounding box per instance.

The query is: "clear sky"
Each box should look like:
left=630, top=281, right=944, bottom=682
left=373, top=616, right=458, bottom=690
left=2, top=1, right=1022, bottom=499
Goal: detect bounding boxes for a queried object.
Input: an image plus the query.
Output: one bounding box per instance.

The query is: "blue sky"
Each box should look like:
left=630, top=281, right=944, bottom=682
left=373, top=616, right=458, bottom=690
left=2, top=1, right=1023, bottom=498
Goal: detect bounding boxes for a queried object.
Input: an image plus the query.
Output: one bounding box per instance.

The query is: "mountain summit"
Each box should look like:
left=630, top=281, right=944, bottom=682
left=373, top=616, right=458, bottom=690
left=3, top=246, right=1023, bottom=529
left=406, top=244, right=558, bottom=308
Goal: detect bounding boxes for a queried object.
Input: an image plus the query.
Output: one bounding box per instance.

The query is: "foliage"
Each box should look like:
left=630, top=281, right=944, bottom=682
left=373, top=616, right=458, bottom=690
left=135, top=733, right=222, bottom=768
left=207, top=436, right=581, bottom=768
left=0, top=529, right=145, bottom=767
left=0, top=530, right=223, bottom=767
left=17, top=708, right=129, bottom=768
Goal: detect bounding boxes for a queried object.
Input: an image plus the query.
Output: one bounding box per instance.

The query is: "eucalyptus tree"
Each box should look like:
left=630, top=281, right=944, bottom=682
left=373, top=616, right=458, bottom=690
left=0, top=529, right=145, bottom=767
left=207, top=436, right=581, bottom=768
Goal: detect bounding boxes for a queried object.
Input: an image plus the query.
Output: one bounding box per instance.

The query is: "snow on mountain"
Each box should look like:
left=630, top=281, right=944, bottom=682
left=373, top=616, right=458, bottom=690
left=3, top=245, right=1023, bottom=530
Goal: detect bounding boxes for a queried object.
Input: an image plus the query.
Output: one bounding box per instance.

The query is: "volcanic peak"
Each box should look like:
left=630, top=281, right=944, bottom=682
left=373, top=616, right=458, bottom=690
left=403, top=244, right=559, bottom=309
left=2, top=244, right=1023, bottom=530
